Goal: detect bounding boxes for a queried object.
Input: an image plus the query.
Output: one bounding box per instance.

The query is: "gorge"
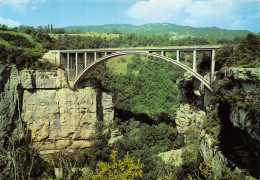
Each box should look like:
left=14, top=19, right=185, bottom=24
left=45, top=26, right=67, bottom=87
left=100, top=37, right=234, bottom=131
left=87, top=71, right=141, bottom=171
left=1, top=64, right=259, bottom=179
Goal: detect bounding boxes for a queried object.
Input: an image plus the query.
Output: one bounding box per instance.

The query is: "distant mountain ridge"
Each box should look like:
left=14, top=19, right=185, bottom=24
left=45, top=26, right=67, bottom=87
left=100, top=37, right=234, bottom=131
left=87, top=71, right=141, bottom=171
left=63, top=23, right=252, bottom=40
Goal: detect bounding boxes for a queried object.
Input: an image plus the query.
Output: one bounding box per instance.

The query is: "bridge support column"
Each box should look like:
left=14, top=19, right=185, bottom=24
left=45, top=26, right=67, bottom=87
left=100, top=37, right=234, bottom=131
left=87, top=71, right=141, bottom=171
left=193, top=50, right=197, bottom=72
left=161, top=51, right=165, bottom=56
left=105, top=52, right=107, bottom=56
left=94, top=52, right=97, bottom=61
left=84, top=52, right=87, bottom=68
left=67, top=53, right=70, bottom=78
left=176, top=50, right=180, bottom=62
left=211, top=50, right=216, bottom=84
left=76, top=53, right=78, bottom=76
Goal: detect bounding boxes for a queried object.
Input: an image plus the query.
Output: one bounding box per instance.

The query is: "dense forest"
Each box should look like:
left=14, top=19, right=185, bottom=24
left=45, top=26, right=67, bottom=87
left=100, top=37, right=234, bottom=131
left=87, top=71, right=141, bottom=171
left=0, top=24, right=259, bottom=179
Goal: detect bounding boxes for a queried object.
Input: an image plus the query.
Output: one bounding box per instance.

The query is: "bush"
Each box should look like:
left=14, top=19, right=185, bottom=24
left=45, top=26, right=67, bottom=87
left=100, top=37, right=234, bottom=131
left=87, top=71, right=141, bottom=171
left=112, top=121, right=184, bottom=179
left=215, top=34, right=260, bottom=68
left=87, top=150, right=143, bottom=180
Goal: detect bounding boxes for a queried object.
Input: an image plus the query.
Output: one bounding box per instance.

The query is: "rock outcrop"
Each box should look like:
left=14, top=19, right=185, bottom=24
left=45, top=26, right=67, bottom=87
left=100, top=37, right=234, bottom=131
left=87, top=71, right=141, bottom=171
left=0, top=66, right=114, bottom=154
left=176, top=68, right=260, bottom=178
left=0, top=67, right=21, bottom=147
left=175, top=104, right=205, bottom=134
left=220, top=68, right=260, bottom=150
left=158, top=148, right=183, bottom=166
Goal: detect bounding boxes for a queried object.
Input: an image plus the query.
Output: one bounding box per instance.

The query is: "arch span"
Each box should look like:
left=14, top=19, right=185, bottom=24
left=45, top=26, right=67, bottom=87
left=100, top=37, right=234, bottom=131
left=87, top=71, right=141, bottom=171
left=73, top=51, right=213, bottom=92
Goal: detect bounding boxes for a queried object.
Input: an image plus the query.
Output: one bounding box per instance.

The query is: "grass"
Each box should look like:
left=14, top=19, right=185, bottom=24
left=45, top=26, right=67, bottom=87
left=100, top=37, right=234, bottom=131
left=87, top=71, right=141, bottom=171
left=49, top=32, right=120, bottom=39
left=0, top=30, right=35, bottom=44
left=0, top=30, right=45, bottom=58
left=0, top=36, right=44, bottom=54
left=0, top=39, right=13, bottom=49
left=106, top=55, right=134, bottom=74
left=106, top=55, right=148, bottom=74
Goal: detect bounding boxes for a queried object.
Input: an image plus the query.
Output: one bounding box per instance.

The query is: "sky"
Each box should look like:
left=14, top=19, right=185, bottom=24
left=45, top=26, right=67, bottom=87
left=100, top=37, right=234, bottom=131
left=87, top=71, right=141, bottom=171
left=0, top=0, right=259, bottom=32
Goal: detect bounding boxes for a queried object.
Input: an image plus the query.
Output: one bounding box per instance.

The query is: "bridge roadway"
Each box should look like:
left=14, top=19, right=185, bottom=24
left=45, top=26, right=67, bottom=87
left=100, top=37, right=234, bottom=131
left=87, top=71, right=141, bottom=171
left=43, top=45, right=222, bottom=91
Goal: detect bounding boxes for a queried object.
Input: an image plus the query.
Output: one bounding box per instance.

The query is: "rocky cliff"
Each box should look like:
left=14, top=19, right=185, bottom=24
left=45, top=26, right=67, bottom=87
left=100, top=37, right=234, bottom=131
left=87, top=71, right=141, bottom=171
left=0, top=66, right=114, bottom=154
left=176, top=68, right=260, bottom=178
left=219, top=68, right=260, bottom=156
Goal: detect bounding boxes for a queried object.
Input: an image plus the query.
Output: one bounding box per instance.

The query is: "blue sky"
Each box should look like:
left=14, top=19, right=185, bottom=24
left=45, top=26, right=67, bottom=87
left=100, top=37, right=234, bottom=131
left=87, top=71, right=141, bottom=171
left=0, top=0, right=259, bottom=32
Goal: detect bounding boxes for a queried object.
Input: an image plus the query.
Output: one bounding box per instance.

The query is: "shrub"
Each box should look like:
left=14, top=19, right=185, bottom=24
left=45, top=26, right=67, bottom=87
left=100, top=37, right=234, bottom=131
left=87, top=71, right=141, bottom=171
left=87, top=150, right=143, bottom=180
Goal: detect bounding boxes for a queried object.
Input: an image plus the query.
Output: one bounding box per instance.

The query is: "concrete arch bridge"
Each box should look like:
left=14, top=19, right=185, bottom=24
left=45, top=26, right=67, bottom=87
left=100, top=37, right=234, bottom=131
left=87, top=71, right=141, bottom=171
left=43, top=45, right=221, bottom=92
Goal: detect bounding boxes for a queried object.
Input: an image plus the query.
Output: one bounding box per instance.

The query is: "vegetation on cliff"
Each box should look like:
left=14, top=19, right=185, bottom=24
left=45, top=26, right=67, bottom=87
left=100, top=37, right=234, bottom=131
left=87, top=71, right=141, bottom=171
left=215, top=34, right=260, bottom=68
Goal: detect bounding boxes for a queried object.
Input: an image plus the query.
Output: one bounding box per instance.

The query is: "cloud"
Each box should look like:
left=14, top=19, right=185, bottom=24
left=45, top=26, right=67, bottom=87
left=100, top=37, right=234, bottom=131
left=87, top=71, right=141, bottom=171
left=126, top=0, right=259, bottom=31
left=126, top=0, right=191, bottom=24
left=0, top=17, right=21, bottom=27
left=1, top=0, right=45, bottom=11
left=183, top=0, right=234, bottom=28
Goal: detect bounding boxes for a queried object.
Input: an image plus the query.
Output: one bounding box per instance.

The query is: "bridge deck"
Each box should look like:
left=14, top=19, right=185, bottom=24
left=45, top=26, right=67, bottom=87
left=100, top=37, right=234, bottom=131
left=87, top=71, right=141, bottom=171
left=51, top=45, right=221, bottom=53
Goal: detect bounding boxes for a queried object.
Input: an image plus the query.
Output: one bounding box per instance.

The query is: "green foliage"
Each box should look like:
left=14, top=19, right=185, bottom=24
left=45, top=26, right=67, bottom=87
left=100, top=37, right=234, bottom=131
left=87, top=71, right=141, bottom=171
left=87, top=121, right=112, bottom=170
left=181, top=144, right=203, bottom=179
left=0, top=29, right=58, bottom=70
left=63, top=23, right=251, bottom=40
left=88, top=55, right=182, bottom=122
left=199, top=157, right=253, bottom=180
left=113, top=120, right=184, bottom=179
left=180, top=126, right=204, bottom=179
left=87, top=150, right=143, bottom=180
left=202, top=106, right=221, bottom=144
left=156, top=159, right=186, bottom=180
left=184, top=125, right=201, bottom=145
left=0, top=133, right=55, bottom=179
left=118, top=122, right=183, bottom=154
left=215, top=34, right=260, bottom=68
left=50, top=31, right=220, bottom=50
left=0, top=30, right=35, bottom=48
left=48, top=150, right=84, bottom=179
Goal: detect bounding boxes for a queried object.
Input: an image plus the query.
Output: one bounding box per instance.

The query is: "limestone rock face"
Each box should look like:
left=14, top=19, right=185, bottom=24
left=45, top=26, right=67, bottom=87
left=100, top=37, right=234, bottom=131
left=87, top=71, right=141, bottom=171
left=0, top=66, right=114, bottom=154
left=175, top=104, right=205, bottom=134
left=102, top=92, right=114, bottom=126
left=19, top=68, right=68, bottom=89
left=223, top=68, right=260, bottom=81
left=22, top=87, right=114, bottom=154
left=158, top=148, right=183, bottom=166
left=219, top=68, right=260, bottom=156
left=199, top=130, right=229, bottom=176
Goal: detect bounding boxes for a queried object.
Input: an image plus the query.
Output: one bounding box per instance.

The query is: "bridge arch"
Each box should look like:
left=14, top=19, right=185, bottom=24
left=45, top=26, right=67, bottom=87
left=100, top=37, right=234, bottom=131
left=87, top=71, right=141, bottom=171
left=73, top=51, right=213, bottom=92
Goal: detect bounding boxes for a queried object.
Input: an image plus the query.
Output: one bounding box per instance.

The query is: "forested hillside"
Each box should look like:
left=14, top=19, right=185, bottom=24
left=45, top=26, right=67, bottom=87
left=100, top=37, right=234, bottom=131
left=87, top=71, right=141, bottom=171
left=63, top=23, right=251, bottom=40
left=0, top=29, right=56, bottom=70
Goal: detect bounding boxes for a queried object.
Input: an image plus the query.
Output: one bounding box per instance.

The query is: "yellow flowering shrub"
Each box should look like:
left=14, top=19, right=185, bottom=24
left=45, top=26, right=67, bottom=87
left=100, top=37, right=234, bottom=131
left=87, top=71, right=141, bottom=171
left=88, top=150, right=143, bottom=180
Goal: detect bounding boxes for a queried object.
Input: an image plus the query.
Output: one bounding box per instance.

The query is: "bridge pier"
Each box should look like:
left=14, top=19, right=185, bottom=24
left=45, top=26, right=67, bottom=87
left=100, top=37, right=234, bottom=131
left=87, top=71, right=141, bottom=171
left=161, top=51, right=166, bottom=56
left=67, top=53, right=70, bottom=79
left=94, top=52, right=97, bottom=61
left=193, top=50, right=197, bottom=72
left=211, top=50, right=216, bottom=84
left=84, top=52, right=87, bottom=68
left=76, top=53, right=78, bottom=76
left=176, top=50, right=180, bottom=62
